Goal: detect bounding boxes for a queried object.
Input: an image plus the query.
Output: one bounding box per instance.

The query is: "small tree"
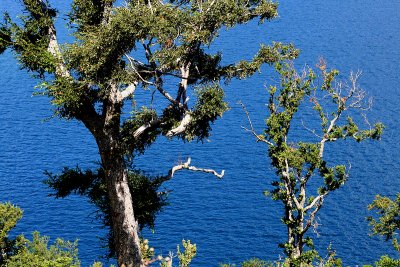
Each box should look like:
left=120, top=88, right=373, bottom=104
left=0, top=1, right=298, bottom=266
left=243, top=59, right=383, bottom=265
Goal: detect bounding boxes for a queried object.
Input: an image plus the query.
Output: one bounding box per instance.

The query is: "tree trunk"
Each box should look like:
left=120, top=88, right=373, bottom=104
left=103, top=155, right=142, bottom=267
left=95, top=85, right=143, bottom=267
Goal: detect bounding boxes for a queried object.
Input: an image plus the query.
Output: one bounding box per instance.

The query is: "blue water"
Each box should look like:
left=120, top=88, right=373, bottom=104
left=0, top=1, right=399, bottom=266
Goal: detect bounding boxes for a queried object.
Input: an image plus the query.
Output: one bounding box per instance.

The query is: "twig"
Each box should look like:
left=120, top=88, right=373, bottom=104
left=239, top=101, right=274, bottom=146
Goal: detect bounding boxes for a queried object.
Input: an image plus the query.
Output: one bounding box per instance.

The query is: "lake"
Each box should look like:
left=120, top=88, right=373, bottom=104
left=0, top=1, right=399, bottom=266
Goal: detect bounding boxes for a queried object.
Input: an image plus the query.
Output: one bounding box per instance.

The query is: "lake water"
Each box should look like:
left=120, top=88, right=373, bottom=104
left=0, top=1, right=399, bottom=266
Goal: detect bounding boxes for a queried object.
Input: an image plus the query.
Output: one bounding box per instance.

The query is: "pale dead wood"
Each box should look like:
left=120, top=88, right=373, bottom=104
left=166, top=113, right=192, bottom=137
left=162, top=157, right=224, bottom=181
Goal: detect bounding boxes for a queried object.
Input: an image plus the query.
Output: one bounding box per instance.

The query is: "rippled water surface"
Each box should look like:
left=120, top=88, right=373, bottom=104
left=0, top=1, right=399, bottom=266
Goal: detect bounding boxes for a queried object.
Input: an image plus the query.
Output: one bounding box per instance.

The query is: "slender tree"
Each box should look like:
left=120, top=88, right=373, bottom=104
left=0, top=1, right=298, bottom=266
left=243, top=59, right=383, bottom=265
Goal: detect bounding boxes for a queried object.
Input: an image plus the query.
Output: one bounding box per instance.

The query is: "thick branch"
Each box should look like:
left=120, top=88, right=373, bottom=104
left=45, top=9, right=103, bottom=134
left=133, top=119, right=161, bottom=139
left=319, top=115, right=339, bottom=157
left=304, top=193, right=328, bottom=212
left=179, top=64, right=191, bottom=109
left=283, top=159, right=302, bottom=211
left=118, top=82, right=138, bottom=102
left=166, top=113, right=192, bottom=137
left=303, top=196, right=325, bottom=234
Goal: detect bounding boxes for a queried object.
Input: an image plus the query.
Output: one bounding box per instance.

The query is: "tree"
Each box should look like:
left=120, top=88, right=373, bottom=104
left=0, top=1, right=298, bottom=266
left=243, top=59, right=383, bottom=265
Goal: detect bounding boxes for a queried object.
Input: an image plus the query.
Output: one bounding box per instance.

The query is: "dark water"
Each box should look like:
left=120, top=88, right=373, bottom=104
left=0, top=1, right=399, bottom=266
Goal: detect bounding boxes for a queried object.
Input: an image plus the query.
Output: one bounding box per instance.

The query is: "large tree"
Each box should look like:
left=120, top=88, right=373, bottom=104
left=0, top=1, right=297, bottom=266
left=243, top=59, right=383, bottom=265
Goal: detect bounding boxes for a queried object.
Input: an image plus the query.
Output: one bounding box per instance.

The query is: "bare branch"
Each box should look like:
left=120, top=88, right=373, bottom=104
left=179, top=64, right=191, bottom=109
left=155, top=78, right=184, bottom=109
left=304, top=193, right=328, bottom=212
left=125, top=54, right=154, bottom=86
left=239, top=101, right=274, bottom=146
left=303, top=196, right=325, bottom=234
left=301, top=119, right=322, bottom=139
left=319, top=114, right=339, bottom=157
left=160, top=158, right=225, bottom=182
left=283, top=158, right=302, bottom=211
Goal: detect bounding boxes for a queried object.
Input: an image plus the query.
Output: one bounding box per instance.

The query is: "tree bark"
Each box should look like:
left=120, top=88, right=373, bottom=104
left=95, top=84, right=143, bottom=267
left=103, top=155, right=142, bottom=267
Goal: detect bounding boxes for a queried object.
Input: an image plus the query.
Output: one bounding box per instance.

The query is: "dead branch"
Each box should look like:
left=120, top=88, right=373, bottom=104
left=239, top=101, right=274, bottom=146
left=160, top=157, right=224, bottom=182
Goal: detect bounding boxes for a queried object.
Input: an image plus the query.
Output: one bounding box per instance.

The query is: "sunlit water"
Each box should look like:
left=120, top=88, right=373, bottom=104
left=0, top=1, right=399, bottom=266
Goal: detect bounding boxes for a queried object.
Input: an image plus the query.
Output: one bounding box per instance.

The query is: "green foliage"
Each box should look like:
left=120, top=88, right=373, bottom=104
left=44, top=167, right=167, bottom=258
left=185, top=84, right=229, bottom=141
left=0, top=24, right=11, bottom=53
left=177, top=240, right=197, bottom=267
left=241, top=258, right=270, bottom=267
left=0, top=202, right=80, bottom=267
left=6, top=232, right=80, bottom=267
left=368, top=194, right=400, bottom=253
left=374, top=255, right=400, bottom=267
left=0, top=202, right=23, bottom=264
left=1, top=0, right=302, bottom=263
left=1, top=0, right=57, bottom=76
left=0, top=202, right=22, bottom=245
left=69, top=0, right=115, bottom=31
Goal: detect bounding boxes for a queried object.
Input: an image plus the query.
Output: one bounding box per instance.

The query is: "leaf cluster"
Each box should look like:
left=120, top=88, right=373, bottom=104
left=1, top=0, right=57, bottom=76
left=0, top=203, right=80, bottom=267
left=184, top=84, right=229, bottom=141
left=368, top=194, right=400, bottom=253
left=177, top=239, right=197, bottom=267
